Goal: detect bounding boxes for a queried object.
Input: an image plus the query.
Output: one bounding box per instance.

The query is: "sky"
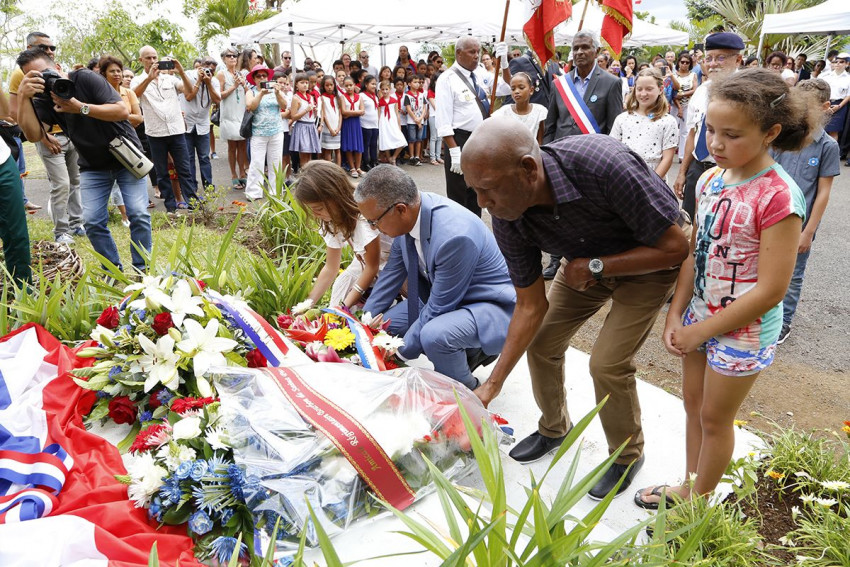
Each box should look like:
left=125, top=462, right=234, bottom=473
left=634, top=0, right=689, bottom=25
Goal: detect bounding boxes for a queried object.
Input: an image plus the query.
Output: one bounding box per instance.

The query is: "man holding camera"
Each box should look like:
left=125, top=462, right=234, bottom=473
left=131, top=46, right=199, bottom=212
left=181, top=57, right=221, bottom=190
left=16, top=48, right=152, bottom=273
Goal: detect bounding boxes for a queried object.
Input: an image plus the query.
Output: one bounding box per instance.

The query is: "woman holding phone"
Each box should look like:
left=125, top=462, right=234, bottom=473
left=244, top=65, right=287, bottom=201
left=217, top=47, right=249, bottom=189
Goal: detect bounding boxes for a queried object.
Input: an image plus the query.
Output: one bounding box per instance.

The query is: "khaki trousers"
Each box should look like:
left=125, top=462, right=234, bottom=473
left=527, top=265, right=679, bottom=464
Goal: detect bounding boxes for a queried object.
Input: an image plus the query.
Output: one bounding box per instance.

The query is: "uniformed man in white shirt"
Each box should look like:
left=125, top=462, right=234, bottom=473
left=673, top=32, right=743, bottom=220
left=435, top=36, right=511, bottom=216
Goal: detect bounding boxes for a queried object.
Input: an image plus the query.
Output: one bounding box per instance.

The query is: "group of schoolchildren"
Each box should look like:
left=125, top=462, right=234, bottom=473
left=266, top=55, right=446, bottom=180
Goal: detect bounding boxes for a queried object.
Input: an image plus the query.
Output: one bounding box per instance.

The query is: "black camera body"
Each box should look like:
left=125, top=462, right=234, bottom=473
left=203, top=68, right=213, bottom=77
left=262, top=81, right=276, bottom=91
left=157, top=60, right=175, bottom=70
left=39, top=69, right=75, bottom=100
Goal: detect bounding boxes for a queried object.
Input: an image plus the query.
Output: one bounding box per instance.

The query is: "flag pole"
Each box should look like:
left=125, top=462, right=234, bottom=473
left=577, top=0, right=591, bottom=31
left=490, top=0, right=511, bottom=112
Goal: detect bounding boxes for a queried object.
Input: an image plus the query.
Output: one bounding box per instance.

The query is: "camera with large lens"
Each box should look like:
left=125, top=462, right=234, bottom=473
left=39, top=69, right=75, bottom=100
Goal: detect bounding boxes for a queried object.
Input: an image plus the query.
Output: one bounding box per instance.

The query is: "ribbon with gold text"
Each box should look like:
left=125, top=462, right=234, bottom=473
left=263, top=367, right=416, bottom=509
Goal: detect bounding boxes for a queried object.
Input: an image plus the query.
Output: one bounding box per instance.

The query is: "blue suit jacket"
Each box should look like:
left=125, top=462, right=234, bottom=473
left=364, top=192, right=516, bottom=359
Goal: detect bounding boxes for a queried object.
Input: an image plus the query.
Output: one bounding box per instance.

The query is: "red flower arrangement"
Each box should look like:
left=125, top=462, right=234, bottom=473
left=107, top=396, right=137, bottom=424
left=170, top=396, right=218, bottom=415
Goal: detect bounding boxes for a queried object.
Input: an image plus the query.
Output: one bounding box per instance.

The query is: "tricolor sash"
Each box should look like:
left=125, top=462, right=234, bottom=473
left=553, top=73, right=601, bottom=135
left=206, top=290, right=308, bottom=367
left=322, top=307, right=386, bottom=371
left=0, top=443, right=72, bottom=523
left=264, top=367, right=416, bottom=510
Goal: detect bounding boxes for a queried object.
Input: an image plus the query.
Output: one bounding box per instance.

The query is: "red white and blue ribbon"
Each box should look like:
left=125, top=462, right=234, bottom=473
left=322, top=307, right=386, bottom=371
left=0, top=488, right=58, bottom=523
left=206, top=290, right=307, bottom=367
left=0, top=444, right=73, bottom=497
left=553, top=74, right=601, bottom=135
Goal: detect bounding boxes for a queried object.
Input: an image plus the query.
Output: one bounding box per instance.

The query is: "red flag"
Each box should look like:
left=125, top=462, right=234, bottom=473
left=523, top=0, right=572, bottom=67
left=601, top=0, right=633, bottom=56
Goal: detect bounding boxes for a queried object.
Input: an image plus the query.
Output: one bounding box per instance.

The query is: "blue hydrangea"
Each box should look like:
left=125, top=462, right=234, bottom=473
left=156, top=390, right=173, bottom=405
left=209, top=536, right=247, bottom=564
left=158, top=476, right=183, bottom=506
left=188, top=509, right=213, bottom=536
left=190, top=460, right=209, bottom=482
left=175, top=460, right=193, bottom=481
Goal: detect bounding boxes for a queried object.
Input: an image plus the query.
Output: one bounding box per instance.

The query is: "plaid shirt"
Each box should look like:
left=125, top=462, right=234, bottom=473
left=492, top=134, right=680, bottom=288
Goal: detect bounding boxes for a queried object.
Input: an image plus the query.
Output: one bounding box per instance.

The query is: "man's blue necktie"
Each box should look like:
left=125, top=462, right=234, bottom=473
left=469, top=72, right=491, bottom=117
left=694, top=116, right=710, bottom=161
left=405, top=234, right=419, bottom=324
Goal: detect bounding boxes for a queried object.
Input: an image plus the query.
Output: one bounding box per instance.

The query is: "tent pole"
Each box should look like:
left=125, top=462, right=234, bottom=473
left=824, top=33, right=833, bottom=61
left=755, top=33, right=764, bottom=63
left=289, top=22, right=295, bottom=70
left=490, top=0, right=511, bottom=111
left=379, top=33, right=385, bottom=68
left=340, top=25, right=345, bottom=59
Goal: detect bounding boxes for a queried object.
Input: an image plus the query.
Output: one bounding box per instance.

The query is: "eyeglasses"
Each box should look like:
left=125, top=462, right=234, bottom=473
left=367, top=202, right=402, bottom=228
left=283, top=56, right=291, bottom=60
left=224, top=54, right=238, bottom=58
left=37, top=44, right=57, bottom=52
left=360, top=54, right=369, bottom=59
left=704, top=55, right=730, bottom=64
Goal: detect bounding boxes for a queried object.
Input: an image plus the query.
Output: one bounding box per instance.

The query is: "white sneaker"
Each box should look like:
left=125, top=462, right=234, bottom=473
left=56, top=234, right=75, bottom=245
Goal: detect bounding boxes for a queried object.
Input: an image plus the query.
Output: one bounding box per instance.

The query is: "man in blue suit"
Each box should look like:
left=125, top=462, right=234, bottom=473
left=356, top=165, right=516, bottom=390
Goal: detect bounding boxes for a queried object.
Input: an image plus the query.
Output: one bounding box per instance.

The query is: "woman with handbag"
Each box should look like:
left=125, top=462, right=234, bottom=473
left=217, top=47, right=249, bottom=190
left=244, top=65, right=287, bottom=201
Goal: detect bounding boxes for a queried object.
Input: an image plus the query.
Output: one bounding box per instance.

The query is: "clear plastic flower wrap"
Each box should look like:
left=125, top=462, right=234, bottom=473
left=211, top=363, right=508, bottom=554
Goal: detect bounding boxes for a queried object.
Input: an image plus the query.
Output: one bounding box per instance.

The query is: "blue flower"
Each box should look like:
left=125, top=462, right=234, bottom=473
left=209, top=536, right=247, bottom=564
left=219, top=507, right=235, bottom=525
left=108, top=365, right=122, bottom=379
left=158, top=476, right=183, bottom=505
left=228, top=464, right=245, bottom=500
left=188, top=509, right=213, bottom=536
left=207, top=455, right=229, bottom=477
left=96, top=391, right=110, bottom=399
left=148, top=496, right=164, bottom=522
left=134, top=309, right=147, bottom=321
left=139, top=410, right=153, bottom=423
left=175, top=461, right=193, bottom=480
left=156, top=390, right=173, bottom=405
left=190, top=460, right=209, bottom=482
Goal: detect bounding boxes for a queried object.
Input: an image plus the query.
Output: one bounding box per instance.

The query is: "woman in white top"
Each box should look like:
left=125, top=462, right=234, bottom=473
left=293, top=161, right=391, bottom=308
left=766, top=51, right=797, bottom=87
left=823, top=56, right=850, bottom=139
left=492, top=73, right=548, bottom=144
left=610, top=68, right=679, bottom=182
left=673, top=52, right=698, bottom=160
left=217, top=47, right=248, bottom=189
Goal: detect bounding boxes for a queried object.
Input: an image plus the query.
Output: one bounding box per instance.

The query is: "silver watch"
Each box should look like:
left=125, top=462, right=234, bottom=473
left=588, top=258, right=604, bottom=280
left=80, top=104, right=90, bottom=115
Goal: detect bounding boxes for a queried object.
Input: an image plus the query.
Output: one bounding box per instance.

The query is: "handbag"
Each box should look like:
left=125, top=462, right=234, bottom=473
left=210, top=104, right=220, bottom=127
left=0, top=120, right=23, bottom=161
left=239, top=109, right=254, bottom=139
left=108, top=135, right=154, bottom=179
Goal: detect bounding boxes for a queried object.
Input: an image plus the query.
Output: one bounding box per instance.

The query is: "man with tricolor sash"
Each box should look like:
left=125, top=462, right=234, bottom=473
left=541, top=31, right=623, bottom=280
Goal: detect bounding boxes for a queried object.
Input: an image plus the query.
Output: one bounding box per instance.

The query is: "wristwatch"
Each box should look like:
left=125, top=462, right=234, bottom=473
left=588, top=258, right=604, bottom=281
left=79, top=104, right=90, bottom=116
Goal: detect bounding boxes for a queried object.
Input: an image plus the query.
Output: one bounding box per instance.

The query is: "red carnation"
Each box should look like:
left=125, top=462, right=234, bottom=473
left=148, top=390, right=163, bottom=409
left=129, top=423, right=171, bottom=454
left=195, top=279, right=207, bottom=291
left=170, top=396, right=218, bottom=414
left=107, top=396, right=137, bottom=424
left=246, top=348, right=267, bottom=368
left=277, top=313, right=294, bottom=330
left=151, top=312, right=174, bottom=335
left=96, top=306, right=120, bottom=329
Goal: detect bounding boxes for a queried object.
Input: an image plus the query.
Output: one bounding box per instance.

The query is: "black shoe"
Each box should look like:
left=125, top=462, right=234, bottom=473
left=509, top=426, right=572, bottom=464
left=777, top=324, right=791, bottom=345
left=542, top=255, right=561, bottom=280
left=588, top=455, right=645, bottom=500
left=466, top=348, right=498, bottom=372
left=361, top=163, right=372, bottom=172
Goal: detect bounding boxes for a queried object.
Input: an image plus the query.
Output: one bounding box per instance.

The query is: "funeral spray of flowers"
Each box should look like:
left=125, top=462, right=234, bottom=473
left=211, top=363, right=513, bottom=559
left=277, top=301, right=405, bottom=368
left=70, top=274, right=275, bottom=562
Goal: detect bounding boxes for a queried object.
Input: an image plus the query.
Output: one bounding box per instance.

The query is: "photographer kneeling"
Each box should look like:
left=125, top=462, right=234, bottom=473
left=16, top=48, right=152, bottom=273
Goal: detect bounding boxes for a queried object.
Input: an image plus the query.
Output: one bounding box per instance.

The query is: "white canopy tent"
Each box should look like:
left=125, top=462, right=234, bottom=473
left=228, top=0, right=689, bottom=67
left=759, top=0, right=850, bottom=60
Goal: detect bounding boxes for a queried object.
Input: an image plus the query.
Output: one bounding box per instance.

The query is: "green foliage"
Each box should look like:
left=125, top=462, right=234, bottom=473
left=50, top=1, right=197, bottom=70
left=787, top=502, right=850, bottom=566
left=255, top=177, right=328, bottom=261
left=198, top=0, right=277, bottom=51
left=762, top=422, right=850, bottom=496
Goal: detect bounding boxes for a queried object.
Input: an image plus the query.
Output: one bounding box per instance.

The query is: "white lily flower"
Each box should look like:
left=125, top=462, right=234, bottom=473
left=125, top=275, right=172, bottom=311
left=90, top=324, right=116, bottom=345
left=172, top=416, right=203, bottom=441
left=176, top=319, right=238, bottom=378
left=291, top=298, right=314, bottom=315
left=138, top=334, right=180, bottom=392
left=167, top=279, right=205, bottom=328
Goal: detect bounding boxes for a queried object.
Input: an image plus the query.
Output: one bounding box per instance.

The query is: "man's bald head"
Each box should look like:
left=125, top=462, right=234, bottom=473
left=462, top=118, right=549, bottom=221
left=139, top=45, right=158, bottom=72
left=463, top=117, right=539, bottom=170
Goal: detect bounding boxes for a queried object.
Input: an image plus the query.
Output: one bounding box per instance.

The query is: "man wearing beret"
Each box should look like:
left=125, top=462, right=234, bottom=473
left=673, top=32, right=744, bottom=221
